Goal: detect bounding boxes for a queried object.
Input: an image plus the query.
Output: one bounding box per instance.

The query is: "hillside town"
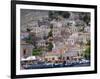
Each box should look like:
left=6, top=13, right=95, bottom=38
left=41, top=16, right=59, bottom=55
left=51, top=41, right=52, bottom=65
left=20, top=9, right=91, bottom=69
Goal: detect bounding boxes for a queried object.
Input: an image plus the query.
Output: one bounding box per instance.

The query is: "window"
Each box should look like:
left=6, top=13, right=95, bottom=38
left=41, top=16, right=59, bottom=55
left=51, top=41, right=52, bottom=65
left=23, top=48, right=27, bottom=58
left=23, top=49, right=26, bottom=55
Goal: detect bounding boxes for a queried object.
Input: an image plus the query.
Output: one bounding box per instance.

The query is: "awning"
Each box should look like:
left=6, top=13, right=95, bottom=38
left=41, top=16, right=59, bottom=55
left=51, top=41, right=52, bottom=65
left=26, top=56, right=36, bottom=60
left=21, top=56, right=36, bottom=61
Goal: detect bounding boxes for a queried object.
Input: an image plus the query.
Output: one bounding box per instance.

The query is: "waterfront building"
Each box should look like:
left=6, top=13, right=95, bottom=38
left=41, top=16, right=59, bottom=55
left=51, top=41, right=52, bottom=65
left=20, top=40, right=34, bottom=58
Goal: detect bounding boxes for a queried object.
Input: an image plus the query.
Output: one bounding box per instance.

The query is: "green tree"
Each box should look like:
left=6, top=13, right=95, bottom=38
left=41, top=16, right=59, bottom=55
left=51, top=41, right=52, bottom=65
left=48, top=11, right=70, bottom=20
left=49, top=11, right=57, bottom=20
left=32, top=48, right=42, bottom=56
left=47, top=22, right=53, bottom=51
left=48, top=42, right=53, bottom=51
left=84, top=46, right=90, bottom=60
left=48, top=30, right=53, bottom=37
left=79, top=27, right=84, bottom=32
left=83, top=13, right=90, bottom=25
left=61, top=11, right=70, bottom=19
left=25, top=32, right=37, bottom=49
left=86, top=40, right=90, bottom=45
